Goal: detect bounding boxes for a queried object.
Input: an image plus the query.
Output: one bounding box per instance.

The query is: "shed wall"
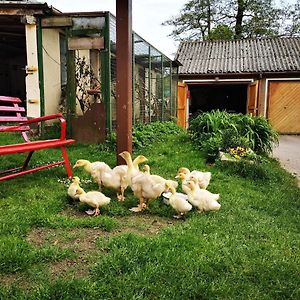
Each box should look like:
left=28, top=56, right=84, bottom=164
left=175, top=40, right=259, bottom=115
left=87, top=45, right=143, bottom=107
left=42, top=28, right=61, bottom=116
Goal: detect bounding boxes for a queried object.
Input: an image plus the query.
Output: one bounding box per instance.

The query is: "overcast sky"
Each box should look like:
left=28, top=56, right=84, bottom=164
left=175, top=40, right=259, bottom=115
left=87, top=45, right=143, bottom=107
left=45, top=0, right=187, bottom=59
left=45, top=0, right=296, bottom=59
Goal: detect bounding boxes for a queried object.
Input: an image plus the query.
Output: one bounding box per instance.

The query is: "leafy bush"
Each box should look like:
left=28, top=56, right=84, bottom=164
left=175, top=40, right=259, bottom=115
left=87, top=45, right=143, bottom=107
left=132, top=121, right=184, bottom=149
left=189, top=110, right=278, bottom=161
left=215, top=159, right=270, bottom=180
left=91, top=121, right=184, bottom=152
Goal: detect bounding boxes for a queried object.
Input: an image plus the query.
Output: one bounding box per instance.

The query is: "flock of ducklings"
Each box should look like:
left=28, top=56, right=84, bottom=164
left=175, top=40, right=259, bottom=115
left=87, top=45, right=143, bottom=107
left=67, top=151, right=221, bottom=219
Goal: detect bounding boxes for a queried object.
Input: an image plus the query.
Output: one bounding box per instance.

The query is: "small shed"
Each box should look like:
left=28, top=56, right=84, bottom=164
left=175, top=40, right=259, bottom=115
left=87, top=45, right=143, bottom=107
left=176, top=37, right=300, bottom=134
left=0, top=0, right=178, bottom=143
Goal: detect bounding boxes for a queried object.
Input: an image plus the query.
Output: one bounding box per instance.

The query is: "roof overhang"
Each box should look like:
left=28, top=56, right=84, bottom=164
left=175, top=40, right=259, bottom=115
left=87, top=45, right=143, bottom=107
left=183, top=78, right=254, bottom=85
left=0, top=1, right=61, bottom=16
left=179, top=71, right=300, bottom=79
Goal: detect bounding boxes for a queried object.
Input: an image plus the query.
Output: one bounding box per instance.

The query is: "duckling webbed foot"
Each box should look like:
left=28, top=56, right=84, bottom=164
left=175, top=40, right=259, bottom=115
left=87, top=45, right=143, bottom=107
left=129, top=203, right=147, bottom=212
left=117, top=193, right=125, bottom=202
left=94, top=208, right=100, bottom=216
left=85, top=209, right=96, bottom=215
left=173, top=213, right=185, bottom=219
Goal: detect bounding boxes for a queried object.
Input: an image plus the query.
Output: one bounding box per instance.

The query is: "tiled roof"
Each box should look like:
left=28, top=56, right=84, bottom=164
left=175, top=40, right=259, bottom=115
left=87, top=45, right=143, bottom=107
left=176, top=37, right=300, bottom=75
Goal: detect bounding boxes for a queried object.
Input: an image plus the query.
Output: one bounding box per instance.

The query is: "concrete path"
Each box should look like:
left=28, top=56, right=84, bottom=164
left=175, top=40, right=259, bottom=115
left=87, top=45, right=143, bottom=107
left=272, top=135, right=300, bottom=186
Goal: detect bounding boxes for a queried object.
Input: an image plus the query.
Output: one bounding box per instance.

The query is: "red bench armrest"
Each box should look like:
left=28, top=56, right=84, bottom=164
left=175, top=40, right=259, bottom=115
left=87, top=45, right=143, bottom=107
left=19, top=114, right=68, bottom=140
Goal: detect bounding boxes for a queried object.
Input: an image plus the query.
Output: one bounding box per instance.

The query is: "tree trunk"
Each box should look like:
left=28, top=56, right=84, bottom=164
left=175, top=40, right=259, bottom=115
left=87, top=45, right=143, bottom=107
left=207, top=0, right=211, bottom=37
left=235, top=0, right=245, bottom=39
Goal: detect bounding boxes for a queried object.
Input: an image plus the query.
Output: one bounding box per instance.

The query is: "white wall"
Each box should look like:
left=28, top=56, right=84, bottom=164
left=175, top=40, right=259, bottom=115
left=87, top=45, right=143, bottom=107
left=42, top=28, right=62, bottom=116
left=25, top=23, right=41, bottom=118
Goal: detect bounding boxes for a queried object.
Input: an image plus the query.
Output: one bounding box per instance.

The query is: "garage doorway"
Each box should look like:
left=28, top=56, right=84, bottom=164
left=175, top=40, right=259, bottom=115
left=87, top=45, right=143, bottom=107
left=0, top=16, right=27, bottom=107
left=188, top=83, right=248, bottom=117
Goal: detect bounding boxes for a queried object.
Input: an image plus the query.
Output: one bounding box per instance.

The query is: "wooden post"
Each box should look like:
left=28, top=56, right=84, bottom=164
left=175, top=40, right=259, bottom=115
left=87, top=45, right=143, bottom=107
left=116, top=0, right=133, bottom=164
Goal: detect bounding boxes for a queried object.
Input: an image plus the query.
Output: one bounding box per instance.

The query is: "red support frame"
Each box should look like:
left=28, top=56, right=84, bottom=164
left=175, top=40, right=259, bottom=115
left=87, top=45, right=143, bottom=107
left=0, top=96, right=75, bottom=181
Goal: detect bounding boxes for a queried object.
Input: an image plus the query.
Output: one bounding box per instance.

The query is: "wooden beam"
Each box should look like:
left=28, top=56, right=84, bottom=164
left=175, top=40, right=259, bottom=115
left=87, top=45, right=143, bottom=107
left=41, top=17, right=73, bottom=28
left=68, top=37, right=104, bottom=50
left=116, top=0, right=133, bottom=164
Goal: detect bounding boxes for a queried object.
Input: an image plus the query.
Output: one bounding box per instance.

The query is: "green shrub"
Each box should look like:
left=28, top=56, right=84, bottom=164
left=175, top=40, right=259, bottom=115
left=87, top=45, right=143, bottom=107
left=90, top=121, right=184, bottom=152
left=215, top=159, right=270, bottom=180
left=201, top=135, right=223, bottom=162
left=189, top=110, right=278, bottom=161
left=132, top=121, right=184, bottom=149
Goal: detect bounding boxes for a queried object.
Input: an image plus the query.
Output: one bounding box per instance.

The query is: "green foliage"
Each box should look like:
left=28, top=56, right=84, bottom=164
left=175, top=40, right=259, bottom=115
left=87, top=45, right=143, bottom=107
left=0, top=236, right=71, bottom=273
left=209, top=24, right=235, bottom=40
left=189, top=110, right=278, bottom=161
left=0, top=130, right=299, bottom=299
left=201, top=135, right=223, bottom=163
left=163, top=0, right=299, bottom=41
left=65, top=121, right=184, bottom=152
left=132, top=121, right=184, bottom=149
left=215, top=159, right=270, bottom=180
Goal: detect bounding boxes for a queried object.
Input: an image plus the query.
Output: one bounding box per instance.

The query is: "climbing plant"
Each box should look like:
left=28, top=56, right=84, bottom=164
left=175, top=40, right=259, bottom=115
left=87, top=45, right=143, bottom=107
left=75, top=53, right=101, bottom=114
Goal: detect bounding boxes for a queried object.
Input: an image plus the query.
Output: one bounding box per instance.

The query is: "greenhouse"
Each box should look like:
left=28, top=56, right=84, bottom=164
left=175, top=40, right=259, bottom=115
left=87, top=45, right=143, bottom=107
left=108, top=14, right=179, bottom=130
left=0, top=2, right=179, bottom=143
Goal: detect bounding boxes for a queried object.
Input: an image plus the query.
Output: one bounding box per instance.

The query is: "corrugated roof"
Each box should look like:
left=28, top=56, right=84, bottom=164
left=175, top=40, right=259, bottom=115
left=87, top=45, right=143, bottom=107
left=176, top=37, right=300, bottom=75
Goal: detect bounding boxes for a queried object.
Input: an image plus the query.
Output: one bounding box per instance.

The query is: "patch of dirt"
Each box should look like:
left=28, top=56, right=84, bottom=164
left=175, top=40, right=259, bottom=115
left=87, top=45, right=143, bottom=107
left=26, top=214, right=174, bottom=248
left=58, top=205, right=88, bottom=218
left=48, top=257, right=94, bottom=279
left=2, top=214, right=175, bottom=287
left=114, top=214, right=175, bottom=235
left=0, top=272, right=32, bottom=289
left=26, top=227, right=101, bottom=251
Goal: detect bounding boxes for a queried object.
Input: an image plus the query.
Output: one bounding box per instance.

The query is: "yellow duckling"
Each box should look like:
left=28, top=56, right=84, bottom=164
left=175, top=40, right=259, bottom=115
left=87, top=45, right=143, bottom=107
left=67, top=176, right=81, bottom=200
left=75, top=187, right=111, bottom=216
left=130, top=174, right=172, bottom=212
left=165, top=181, right=192, bottom=219
left=143, top=164, right=178, bottom=189
left=93, top=164, right=127, bottom=201
left=119, top=151, right=164, bottom=211
left=93, top=157, right=146, bottom=202
left=118, top=151, right=148, bottom=187
left=177, top=167, right=211, bottom=189
left=73, top=159, right=110, bottom=187
left=175, top=172, right=190, bottom=194
left=143, top=164, right=151, bottom=174
left=186, top=181, right=220, bottom=213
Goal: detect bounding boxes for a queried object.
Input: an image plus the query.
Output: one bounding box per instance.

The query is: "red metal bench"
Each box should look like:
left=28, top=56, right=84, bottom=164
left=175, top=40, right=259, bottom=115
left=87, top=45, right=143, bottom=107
left=0, top=96, right=75, bottom=181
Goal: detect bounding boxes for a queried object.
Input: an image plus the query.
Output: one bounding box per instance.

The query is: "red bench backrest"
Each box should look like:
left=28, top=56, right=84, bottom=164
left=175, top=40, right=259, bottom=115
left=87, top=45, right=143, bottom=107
left=0, top=96, right=30, bottom=142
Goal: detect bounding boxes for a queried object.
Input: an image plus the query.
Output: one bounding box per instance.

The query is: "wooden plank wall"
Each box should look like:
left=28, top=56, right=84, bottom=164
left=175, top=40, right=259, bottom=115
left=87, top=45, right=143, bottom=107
left=177, top=82, right=187, bottom=128
left=268, top=81, right=300, bottom=134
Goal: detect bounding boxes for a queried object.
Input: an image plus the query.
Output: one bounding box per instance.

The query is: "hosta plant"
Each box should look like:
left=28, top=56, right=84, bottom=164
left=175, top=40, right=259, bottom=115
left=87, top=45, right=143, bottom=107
left=189, top=110, right=278, bottom=162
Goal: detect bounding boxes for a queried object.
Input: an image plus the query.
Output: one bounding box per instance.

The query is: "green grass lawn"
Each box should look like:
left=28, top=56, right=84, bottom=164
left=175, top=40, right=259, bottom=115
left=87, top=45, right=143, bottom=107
left=0, top=131, right=299, bottom=299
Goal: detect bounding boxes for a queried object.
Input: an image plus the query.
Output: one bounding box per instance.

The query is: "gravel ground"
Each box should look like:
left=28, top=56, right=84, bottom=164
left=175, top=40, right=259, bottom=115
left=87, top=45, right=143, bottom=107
left=272, top=135, right=300, bottom=187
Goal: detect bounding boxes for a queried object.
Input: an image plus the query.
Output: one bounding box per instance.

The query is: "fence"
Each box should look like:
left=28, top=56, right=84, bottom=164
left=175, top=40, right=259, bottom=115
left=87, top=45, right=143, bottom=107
left=108, top=14, right=177, bottom=131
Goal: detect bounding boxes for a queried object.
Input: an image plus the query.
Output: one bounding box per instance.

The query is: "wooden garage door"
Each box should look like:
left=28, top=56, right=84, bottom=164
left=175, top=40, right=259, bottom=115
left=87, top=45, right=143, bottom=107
left=268, top=81, right=300, bottom=134
left=177, top=82, right=187, bottom=128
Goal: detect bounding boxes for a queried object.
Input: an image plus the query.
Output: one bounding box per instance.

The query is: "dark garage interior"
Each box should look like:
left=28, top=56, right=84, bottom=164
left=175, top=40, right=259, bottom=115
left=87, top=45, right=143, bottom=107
left=0, top=16, right=27, bottom=105
left=188, top=83, right=248, bottom=117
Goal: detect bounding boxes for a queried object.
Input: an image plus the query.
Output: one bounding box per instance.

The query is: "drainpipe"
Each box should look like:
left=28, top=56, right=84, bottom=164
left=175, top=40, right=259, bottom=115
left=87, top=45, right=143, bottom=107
left=170, top=60, right=173, bottom=117
left=101, top=12, right=112, bottom=133
left=36, top=17, right=45, bottom=118
left=66, top=28, right=76, bottom=137
left=148, top=45, right=151, bottom=122
left=161, top=55, right=164, bottom=121
left=132, top=33, right=135, bottom=126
